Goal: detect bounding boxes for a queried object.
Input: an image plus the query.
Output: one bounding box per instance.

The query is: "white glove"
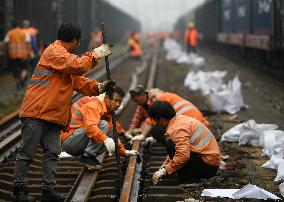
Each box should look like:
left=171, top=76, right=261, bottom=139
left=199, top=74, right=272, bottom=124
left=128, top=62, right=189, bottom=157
left=152, top=167, right=167, bottom=185
left=104, top=138, right=115, bottom=156
left=125, top=150, right=139, bottom=157
left=93, top=44, right=111, bottom=58
left=145, top=137, right=157, bottom=145
left=131, top=134, right=146, bottom=143
left=124, top=132, right=133, bottom=141
left=131, top=128, right=143, bottom=136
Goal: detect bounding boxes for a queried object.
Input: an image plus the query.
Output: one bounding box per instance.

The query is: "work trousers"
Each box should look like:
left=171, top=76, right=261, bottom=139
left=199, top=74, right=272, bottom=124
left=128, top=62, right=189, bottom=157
left=62, top=120, right=110, bottom=158
left=186, top=44, right=197, bottom=54
left=14, top=118, right=61, bottom=189
left=166, top=139, right=218, bottom=183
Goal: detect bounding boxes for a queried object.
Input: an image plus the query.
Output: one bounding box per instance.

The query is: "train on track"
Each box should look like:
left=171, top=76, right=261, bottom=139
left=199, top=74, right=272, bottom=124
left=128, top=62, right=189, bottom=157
left=175, top=0, right=284, bottom=65
left=0, top=0, right=141, bottom=71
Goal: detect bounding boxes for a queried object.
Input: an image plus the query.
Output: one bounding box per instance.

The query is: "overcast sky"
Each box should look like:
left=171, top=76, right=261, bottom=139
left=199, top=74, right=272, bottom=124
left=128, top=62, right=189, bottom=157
left=104, top=0, right=206, bottom=32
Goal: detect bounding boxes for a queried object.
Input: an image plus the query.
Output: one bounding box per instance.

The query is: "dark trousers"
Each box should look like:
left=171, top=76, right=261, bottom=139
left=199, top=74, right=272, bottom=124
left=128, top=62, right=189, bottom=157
left=150, top=125, right=166, bottom=145
left=14, top=118, right=61, bottom=189
left=166, top=139, right=218, bottom=182
left=186, top=45, right=197, bottom=54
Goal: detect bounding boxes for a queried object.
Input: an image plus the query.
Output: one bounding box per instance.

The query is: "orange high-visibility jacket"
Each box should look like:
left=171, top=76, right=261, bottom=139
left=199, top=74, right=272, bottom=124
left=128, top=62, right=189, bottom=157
left=20, top=40, right=100, bottom=128
left=130, top=41, right=142, bottom=58
left=71, top=96, right=125, bottom=134
left=60, top=98, right=126, bottom=155
left=184, top=28, right=198, bottom=47
left=164, top=115, right=220, bottom=174
left=5, top=27, right=30, bottom=59
left=145, top=92, right=209, bottom=127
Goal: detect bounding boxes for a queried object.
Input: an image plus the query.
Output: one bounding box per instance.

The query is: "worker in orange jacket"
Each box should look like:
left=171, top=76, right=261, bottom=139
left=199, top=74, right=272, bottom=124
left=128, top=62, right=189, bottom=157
left=148, top=101, right=220, bottom=185
left=128, top=32, right=143, bottom=60
left=4, top=20, right=31, bottom=90
left=61, top=86, right=138, bottom=169
left=184, top=22, right=198, bottom=54
left=130, top=86, right=209, bottom=145
left=70, top=95, right=133, bottom=141
left=13, top=23, right=114, bottom=202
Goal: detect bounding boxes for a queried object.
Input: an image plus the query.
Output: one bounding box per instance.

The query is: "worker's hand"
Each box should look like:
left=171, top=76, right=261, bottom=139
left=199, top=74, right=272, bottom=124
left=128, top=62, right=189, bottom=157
left=103, top=138, right=115, bottom=156
left=145, top=136, right=157, bottom=145
left=131, top=134, right=146, bottom=144
left=93, top=44, right=111, bottom=58
left=125, top=150, right=139, bottom=157
left=152, top=168, right=167, bottom=185
left=98, top=80, right=116, bottom=94
left=124, top=132, right=133, bottom=141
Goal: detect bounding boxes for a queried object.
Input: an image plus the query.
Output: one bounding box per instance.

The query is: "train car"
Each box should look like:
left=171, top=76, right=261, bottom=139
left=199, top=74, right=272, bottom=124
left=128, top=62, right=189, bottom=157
left=0, top=0, right=141, bottom=71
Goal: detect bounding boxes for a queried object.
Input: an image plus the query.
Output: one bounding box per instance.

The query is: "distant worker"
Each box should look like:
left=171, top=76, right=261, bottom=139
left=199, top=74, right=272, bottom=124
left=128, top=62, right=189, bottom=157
left=128, top=32, right=142, bottom=60
left=61, top=86, right=138, bottom=169
left=4, top=20, right=31, bottom=90
left=184, top=22, right=198, bottom=54
left=13, top=23, right=114, bottom=202
left=148, top=101, right=220, bottom=185
left=129, top=86, right=209, bottom=144
left=22, top=20, right=40, bottom=74
left=89, top=29, right=103, bottom=50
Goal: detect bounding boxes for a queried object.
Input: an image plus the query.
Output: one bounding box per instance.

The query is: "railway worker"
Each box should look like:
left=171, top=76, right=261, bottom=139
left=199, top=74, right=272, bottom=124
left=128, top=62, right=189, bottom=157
left=13, top=23, right=114, bottom=202
left=148, top=101, right=220, bottom=185
left=184, top=22, right=198, bottom=54
left=128, top=32, right=143, bottom=60
left=4, top=20, right=31, bottom=90
left=22, top=20, right=40, bottom=75
left=70, top=95, right=133, bottom=141
left=129, top=86, right=209, bottom=145
left=60, top=86, right=138, bottom=169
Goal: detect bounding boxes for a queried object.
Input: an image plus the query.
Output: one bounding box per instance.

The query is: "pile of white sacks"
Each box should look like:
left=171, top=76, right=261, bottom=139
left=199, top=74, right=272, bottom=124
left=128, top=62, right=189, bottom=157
left=221, top=120, right=284, bottom=197
left=163, top=38, right=205, bottom=68
left=184, top=70, right=246, bottom=114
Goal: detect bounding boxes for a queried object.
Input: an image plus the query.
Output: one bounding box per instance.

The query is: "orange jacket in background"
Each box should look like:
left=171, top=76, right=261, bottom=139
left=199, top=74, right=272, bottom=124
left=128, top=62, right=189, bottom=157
left=60, top=98, right=126, bottom=155
left=184, top=28, right=198, bottom=47
left=130, top=41, right=142, bottom=58
left=129, top=99, right=151, bottom=129
left=145, top=92, right=209, bottom=127
left=71, top=95, right=125, bottom=134
left=164, top=115, right=220, bottom=174
left=20, top=40, right=100, bottom=128
left=5, top=27, right=30, bottom=59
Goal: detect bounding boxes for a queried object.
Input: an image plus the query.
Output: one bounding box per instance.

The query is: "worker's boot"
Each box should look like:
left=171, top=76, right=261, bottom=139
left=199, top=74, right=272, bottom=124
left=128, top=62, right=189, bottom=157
left=42, top=187, right=65, bottom=202
left=12, top=184, right=35, bottom=202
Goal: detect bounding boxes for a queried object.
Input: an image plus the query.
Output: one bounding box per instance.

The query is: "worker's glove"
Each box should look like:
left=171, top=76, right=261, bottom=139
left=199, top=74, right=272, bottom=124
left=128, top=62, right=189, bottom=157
left=98, top=80, right=116, bottom=94
left=125, top=150, right=139, bottom=157
left=145, top=136, right=157, bottom=145
left=103, top=138, right=115, bottom=156
left=127, top=128, right=143, bottom=136
left=131, top=134, right=146, bottom=144
left=124, top=132, right=133, bottom=141
left=152, top=167, right=167, bottom=185
left=93, top=44, right=111, bottom=58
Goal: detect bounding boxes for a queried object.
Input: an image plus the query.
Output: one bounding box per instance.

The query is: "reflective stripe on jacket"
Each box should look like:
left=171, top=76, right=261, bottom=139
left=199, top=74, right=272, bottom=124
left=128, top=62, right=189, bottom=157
left=19, top=40, right=100, bottom=128
left=145, top=92, right=209, bottom=127
left=164, top=115, right=220, bottom=174
left=60, top=98, right=126, bottom=155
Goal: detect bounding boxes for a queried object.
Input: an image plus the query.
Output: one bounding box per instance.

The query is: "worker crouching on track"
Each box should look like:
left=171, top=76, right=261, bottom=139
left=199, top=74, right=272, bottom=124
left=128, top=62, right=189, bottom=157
left=13, top=23, right=114, bottom=202
left=129, top=85, right=209, bottom=145
left=60, top=86, right=138, bottom=170
left=148, top=101, right=220, bottom=185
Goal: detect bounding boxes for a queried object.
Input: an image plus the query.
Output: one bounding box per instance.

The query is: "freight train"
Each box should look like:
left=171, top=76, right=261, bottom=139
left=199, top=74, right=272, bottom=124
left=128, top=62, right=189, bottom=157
left=175, top=0, right=284, bottom=64
left=0, top=0, right=141, bottom=71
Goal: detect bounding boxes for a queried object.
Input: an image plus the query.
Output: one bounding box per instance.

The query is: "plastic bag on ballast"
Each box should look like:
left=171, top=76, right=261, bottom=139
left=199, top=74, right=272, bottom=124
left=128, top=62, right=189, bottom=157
left=274, top=160, right=284, bottom=182
left=261, top=156, right=284, bottom=170
left=208, top=76, right=246, bottom=114
left=280, top=182, right=284, bottom=197
left=261, top=130, right=284, bottom=157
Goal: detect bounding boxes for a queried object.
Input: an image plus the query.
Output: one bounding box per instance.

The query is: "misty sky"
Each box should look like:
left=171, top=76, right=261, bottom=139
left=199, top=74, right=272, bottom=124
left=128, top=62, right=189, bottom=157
left=104, top=0, right=206, bottom=32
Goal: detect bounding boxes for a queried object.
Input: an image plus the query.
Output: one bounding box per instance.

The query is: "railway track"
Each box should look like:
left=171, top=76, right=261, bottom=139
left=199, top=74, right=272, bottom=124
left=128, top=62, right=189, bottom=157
left=0, top=46, right=158, bottom=202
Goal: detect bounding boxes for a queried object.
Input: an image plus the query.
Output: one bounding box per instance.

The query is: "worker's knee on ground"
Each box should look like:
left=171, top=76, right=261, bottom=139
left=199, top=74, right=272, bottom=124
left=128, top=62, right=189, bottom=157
left=99, top=120, right=109, bottom=135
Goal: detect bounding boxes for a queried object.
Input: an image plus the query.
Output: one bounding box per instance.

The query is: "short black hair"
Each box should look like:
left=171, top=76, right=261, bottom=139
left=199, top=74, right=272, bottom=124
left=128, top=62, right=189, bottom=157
left=148, top=101, right=176, bottom=120
left=129, top=84, right=146, bottom=98
left=58, top=23, right=81, bottom=42
left=112, top=86, right=125, bottom=98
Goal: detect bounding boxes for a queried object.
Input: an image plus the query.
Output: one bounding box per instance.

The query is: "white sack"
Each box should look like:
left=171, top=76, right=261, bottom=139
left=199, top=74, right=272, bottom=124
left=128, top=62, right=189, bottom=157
left=208, top=76, right=246, bottom=114
left=280, top=182, right=284, bottom=197
left=275, top=160, right=284, bottom=182
left=261, top=130, right=284, bottom=157
left=261, top=156, right=284, bottom=170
